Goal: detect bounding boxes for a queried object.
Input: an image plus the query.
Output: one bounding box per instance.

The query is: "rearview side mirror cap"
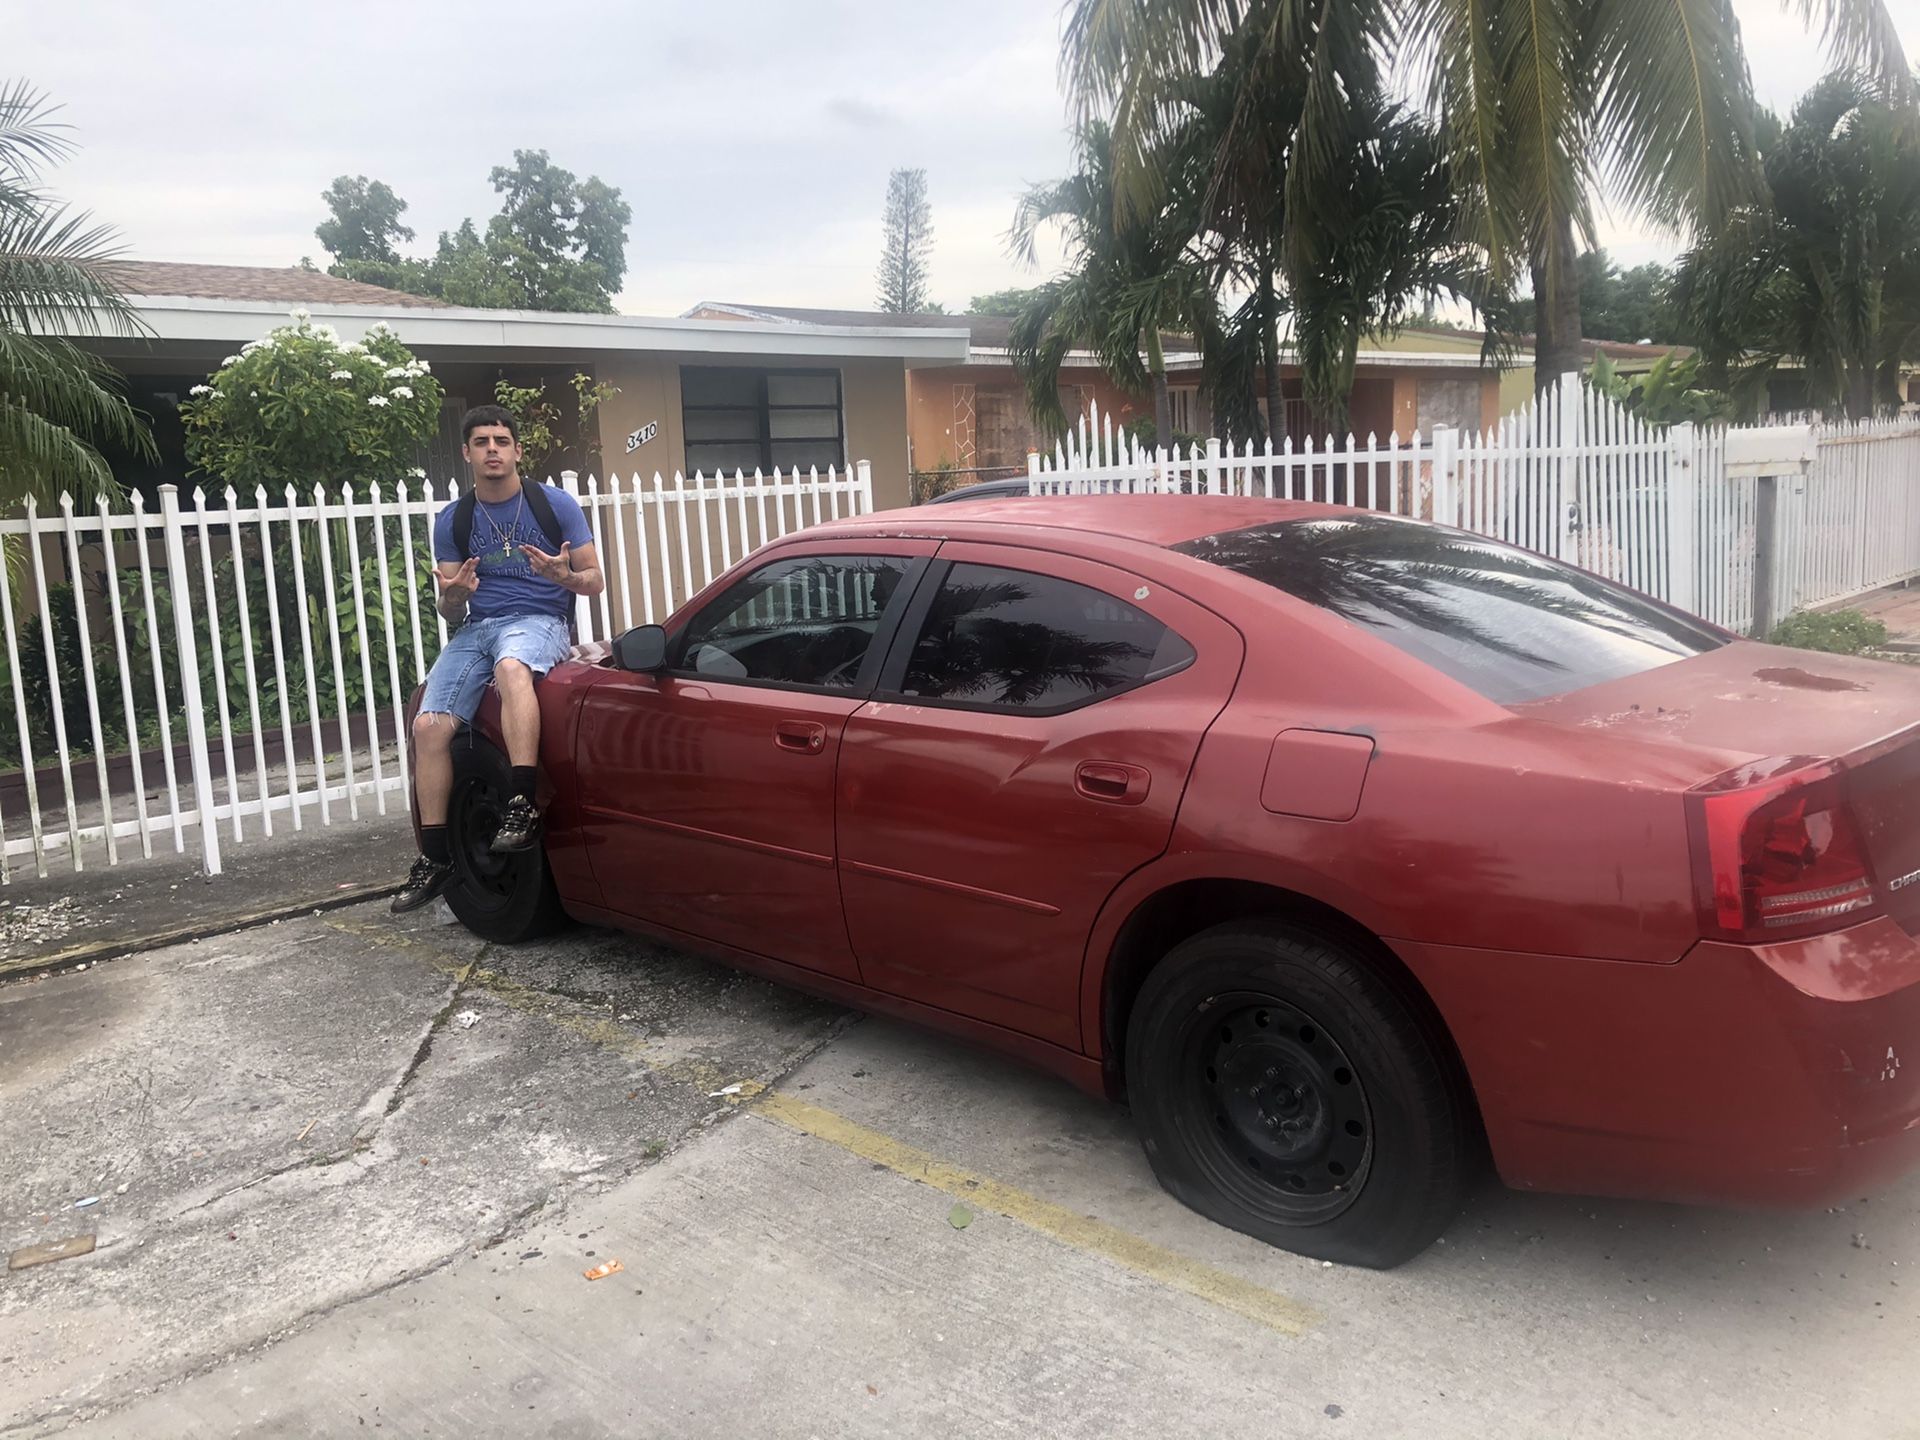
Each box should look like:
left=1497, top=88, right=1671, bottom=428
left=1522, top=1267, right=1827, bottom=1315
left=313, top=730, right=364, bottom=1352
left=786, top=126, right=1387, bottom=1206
left=612, top=624, right=670, bottom=673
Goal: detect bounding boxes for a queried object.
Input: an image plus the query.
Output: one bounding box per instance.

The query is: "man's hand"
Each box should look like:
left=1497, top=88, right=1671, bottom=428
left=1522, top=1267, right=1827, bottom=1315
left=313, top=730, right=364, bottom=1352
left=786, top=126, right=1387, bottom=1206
left=519, top=541, right=573, bottom=583
left=435, top=556, right=479, bottom=620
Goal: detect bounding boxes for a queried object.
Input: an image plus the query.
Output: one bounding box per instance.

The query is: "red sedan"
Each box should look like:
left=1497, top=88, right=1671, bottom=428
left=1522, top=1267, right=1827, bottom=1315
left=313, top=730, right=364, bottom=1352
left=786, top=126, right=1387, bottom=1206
left=420, top=497, right=1920, bottom=1268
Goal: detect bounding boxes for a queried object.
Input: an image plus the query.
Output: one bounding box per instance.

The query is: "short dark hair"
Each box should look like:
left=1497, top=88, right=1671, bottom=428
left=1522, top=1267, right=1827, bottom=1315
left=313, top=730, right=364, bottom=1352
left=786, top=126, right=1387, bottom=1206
left=461, top=404, right=519, bottom=444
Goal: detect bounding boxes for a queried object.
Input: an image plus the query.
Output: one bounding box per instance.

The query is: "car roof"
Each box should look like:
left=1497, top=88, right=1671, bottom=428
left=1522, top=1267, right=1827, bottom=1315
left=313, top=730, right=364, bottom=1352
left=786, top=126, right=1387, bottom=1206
left=808, top=495, right=1362, bottom=549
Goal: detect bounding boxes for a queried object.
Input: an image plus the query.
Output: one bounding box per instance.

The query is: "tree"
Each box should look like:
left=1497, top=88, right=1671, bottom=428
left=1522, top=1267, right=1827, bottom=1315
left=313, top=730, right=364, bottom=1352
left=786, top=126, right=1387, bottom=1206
left=1007, top=120, right=1217, bottom=444
left=1285, top=99, right=1495, bottom=435
left=1061, top=0, right=1909, bottom=394
left=0, top=80, right=154, bottom=501
left=315, top=176, right=414, bottom=271
left=483, top=150, right=630, bottom=311
left=312, top=152, right=631, bottom=313
left=876, top=168, right=934, bottom=313
left=967, top=287, right=1044, bottom=316
left=1575, top=251, right=1682, bottom=345
left=1671, top=72, right=1920, bottom=420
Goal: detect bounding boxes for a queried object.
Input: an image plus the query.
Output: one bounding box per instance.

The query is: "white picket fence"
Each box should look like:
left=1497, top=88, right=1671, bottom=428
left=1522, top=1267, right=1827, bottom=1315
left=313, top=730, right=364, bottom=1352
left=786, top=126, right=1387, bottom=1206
left=1032, top=380, right=1920, bottom=637
left=1771, top=418, right=1920, bottom=616
left=0, top=462, right=872, bottom=881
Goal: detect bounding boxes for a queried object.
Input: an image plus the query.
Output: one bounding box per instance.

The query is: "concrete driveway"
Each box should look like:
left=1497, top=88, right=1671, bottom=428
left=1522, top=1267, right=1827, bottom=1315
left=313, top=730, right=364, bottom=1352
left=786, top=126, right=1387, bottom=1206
left=2, top=899, right=1915, bottom=1438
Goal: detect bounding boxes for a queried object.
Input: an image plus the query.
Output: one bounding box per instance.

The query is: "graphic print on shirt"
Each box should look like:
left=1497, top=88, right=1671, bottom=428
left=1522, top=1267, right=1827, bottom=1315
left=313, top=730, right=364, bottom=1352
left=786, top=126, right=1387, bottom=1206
left=433, top=486, right=595, bottom=622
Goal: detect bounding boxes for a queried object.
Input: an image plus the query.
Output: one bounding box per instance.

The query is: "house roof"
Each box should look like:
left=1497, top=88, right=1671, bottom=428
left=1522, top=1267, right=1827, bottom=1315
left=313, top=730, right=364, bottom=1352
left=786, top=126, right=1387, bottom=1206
left=108, top=260, right=450, bottom=308
left=686, top=302, right=1207, bottom=366
left=688, top=302, right=1026, bottom=348
left=74, top=266, right=972, bottom=365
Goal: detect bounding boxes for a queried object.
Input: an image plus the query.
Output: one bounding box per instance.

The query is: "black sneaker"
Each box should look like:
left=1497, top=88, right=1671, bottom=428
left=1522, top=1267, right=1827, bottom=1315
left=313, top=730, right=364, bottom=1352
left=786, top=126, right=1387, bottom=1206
left=390, top=855, right=455, bottom=914
left=490, top=796, right=542, bottom=854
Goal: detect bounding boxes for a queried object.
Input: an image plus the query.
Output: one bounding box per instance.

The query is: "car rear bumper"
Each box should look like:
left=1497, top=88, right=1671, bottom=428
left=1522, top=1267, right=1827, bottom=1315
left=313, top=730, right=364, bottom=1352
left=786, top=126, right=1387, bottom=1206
left=1393, top=916, right=1920, bottom=1209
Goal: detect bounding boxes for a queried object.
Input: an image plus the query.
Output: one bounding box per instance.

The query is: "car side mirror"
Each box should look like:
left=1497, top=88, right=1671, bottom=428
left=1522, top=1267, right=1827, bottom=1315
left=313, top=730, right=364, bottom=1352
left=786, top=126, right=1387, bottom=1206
left=612, top=624, right=670, bottom=673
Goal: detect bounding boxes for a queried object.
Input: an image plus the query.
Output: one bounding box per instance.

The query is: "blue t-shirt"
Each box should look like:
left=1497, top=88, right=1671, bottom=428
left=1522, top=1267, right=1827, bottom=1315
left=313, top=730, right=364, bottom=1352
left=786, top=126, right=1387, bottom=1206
left=433, top=484, right=595, bottom=622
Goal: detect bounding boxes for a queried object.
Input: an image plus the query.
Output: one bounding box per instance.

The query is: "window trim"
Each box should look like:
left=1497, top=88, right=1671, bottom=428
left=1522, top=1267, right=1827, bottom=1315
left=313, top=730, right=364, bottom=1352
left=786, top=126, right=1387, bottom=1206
left=681, top=365, right=846, bottom=476
left=872, top=557, right=1198, bottom=718
left=663, top=552, right=928, bottom=698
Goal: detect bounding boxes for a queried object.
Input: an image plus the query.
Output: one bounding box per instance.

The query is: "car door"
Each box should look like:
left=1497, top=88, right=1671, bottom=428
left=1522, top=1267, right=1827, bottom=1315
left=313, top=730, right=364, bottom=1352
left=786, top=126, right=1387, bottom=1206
left=576, top=541, right=935, bottom=982
left=836, top=542, right=1244, bottom=1047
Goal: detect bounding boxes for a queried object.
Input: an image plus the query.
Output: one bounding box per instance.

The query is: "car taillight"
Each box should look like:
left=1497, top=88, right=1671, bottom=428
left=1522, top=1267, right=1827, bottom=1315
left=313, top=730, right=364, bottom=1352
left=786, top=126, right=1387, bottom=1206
left=1687, top=760, right=1879, bottom=943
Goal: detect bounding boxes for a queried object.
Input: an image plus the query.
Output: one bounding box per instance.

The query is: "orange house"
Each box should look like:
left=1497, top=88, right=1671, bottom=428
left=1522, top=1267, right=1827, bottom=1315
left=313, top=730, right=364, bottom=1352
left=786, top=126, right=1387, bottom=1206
left=687, top=304, right=1510, bottom=482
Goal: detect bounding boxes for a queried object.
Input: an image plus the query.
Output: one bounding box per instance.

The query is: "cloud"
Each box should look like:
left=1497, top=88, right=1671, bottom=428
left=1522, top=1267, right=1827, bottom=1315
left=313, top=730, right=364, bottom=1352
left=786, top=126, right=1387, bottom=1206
left=825, top=97, right=896, bottom=131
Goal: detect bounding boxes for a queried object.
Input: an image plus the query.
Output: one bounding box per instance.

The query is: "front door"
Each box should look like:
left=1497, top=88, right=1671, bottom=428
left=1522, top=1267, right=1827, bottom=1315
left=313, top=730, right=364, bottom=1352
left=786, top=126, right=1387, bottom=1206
left=577, top=543, right=930, bottom=981
left=836, top=543, right=1243, bottom=1046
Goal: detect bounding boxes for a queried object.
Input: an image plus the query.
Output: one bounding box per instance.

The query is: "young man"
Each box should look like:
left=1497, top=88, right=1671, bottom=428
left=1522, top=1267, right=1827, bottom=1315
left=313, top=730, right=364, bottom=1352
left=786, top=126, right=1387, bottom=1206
left=391, top=404, right=605, bottom=914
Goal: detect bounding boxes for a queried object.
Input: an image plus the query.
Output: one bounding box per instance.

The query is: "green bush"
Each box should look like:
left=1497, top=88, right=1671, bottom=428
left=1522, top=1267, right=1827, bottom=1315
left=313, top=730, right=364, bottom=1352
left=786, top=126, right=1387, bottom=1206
left=1768, top=609, right=1890, bottom=655
left=180, top=312, right=444, bottom=493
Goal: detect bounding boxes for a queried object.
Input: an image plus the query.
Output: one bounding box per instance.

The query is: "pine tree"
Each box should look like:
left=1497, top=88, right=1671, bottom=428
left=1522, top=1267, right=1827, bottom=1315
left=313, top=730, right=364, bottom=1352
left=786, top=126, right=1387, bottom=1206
left=875, top=168, right=933, bottom=313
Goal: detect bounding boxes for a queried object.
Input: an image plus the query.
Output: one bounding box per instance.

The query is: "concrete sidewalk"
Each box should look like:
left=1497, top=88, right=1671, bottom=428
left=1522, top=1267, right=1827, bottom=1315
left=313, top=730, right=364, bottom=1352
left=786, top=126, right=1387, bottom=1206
left=0, top=819, right=415, bottom=981
left=1846, top=581, right=1920, bottom=650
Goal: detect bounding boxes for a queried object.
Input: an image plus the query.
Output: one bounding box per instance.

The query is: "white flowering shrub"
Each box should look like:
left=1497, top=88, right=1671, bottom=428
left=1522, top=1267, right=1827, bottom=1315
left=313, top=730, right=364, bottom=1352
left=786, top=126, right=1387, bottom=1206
left=180, top=311, right=445, bottom=494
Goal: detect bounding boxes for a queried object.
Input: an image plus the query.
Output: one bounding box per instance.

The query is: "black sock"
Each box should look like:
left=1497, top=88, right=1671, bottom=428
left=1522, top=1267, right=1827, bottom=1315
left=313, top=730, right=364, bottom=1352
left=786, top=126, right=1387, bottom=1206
left=421, top=826, right=451, bottom=866
left=511, top=766, right=537, bottom=805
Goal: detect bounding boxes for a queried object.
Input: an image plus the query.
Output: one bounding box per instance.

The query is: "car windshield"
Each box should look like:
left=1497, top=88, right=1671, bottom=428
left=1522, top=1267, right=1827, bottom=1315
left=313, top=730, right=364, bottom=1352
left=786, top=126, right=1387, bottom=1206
left=1173, top=514, right=1730, bottom=704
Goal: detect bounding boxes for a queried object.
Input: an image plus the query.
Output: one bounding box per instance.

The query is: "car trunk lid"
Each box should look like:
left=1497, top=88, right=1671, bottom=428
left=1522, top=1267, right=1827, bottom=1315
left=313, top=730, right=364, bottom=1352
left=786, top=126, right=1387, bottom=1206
left=1517, top=641, right=1920, bottom=938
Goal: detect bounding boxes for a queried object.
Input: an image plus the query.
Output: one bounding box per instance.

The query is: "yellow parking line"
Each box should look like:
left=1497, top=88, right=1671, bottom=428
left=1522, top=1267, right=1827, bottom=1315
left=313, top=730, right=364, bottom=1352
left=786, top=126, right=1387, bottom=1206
left=326, top=913, right=1317, bottom=1339
left=752, top=1090, right=1318, bottom=1338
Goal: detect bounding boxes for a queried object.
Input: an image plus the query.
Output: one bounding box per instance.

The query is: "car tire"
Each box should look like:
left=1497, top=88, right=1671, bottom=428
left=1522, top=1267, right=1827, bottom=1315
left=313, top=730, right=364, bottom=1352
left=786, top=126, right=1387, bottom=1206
left=443, top=736, right=566, bottom=944
left=1125, top=919, right=1476, bottom=1269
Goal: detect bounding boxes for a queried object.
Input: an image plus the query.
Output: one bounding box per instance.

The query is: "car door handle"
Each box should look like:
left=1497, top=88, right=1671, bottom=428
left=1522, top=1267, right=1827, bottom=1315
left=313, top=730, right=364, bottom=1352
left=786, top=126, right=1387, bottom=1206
left=1075, top=761, right=1150, bottom=805
left=774, top=720, right=827, bottom=754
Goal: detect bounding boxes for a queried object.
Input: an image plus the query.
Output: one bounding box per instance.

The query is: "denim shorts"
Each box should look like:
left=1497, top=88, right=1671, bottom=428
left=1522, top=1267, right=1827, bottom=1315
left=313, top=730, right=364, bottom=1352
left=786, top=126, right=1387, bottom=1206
left=418, top=614, right=572, bottom=724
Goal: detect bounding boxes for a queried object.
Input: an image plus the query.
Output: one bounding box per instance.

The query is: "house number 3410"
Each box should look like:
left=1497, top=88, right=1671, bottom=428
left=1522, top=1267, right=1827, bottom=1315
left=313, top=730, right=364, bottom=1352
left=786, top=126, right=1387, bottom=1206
left=625, top=421, right=659, bottom=454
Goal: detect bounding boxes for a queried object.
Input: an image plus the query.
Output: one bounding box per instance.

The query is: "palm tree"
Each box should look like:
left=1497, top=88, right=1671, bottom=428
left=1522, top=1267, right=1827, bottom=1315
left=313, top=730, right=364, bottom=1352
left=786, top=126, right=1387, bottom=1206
left=1007, top=119, right=1217, bottom=446
left=1061, top=0, right=1910, bottom=393
left=1066, top=0, right=1394, bottom=444
left=1287, top=97, right=1499, bottom=435
left=1671, top=71, right=1920, bottom=420
left=0, top=80, right=153, bottom=502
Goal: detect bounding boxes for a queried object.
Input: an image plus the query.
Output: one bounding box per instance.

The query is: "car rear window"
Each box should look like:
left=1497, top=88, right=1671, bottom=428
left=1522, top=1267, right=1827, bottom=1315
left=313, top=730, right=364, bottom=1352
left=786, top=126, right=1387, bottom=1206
left=1173, top=514, right=1729, bottom=704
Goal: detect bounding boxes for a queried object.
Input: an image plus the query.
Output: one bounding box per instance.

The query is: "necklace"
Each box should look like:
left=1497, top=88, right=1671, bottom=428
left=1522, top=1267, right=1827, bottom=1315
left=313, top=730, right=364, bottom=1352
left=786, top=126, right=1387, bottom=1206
left=478, top=490, right=527, bottom=562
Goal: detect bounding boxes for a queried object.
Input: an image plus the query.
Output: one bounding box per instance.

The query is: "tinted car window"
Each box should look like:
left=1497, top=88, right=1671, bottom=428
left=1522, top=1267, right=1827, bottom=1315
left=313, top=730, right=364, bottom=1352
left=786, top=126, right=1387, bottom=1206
left=901, top=563, right=1195, bottom=711
left=1174, top=514, right=1728, bottom=704
left=678, top=554, right=909, bottom=689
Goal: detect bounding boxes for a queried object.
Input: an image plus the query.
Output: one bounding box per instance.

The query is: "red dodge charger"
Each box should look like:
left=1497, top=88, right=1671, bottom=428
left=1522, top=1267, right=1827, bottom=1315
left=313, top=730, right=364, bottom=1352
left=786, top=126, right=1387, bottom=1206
left=417, top=497, right=1920, bottom=1268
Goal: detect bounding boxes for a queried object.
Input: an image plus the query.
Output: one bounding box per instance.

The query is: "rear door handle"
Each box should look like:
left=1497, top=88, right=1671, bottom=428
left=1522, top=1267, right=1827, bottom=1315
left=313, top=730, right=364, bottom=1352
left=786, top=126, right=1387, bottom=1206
left=1075, top=761, right=1150, bottom=805
left=774, top=720, right=827, bottom=754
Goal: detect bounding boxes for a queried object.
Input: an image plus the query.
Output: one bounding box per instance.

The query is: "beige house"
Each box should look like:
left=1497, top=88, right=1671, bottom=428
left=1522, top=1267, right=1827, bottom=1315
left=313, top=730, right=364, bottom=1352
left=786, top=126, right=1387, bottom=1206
left=689, top=304, right=1517, bottom=480
left=80, top=263, right=969, bottom=512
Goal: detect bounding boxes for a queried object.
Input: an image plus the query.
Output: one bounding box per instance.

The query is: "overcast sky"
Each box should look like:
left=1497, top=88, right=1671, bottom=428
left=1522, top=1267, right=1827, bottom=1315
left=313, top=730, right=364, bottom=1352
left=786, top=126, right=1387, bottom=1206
left=14, top=0, right=1917, bottom=319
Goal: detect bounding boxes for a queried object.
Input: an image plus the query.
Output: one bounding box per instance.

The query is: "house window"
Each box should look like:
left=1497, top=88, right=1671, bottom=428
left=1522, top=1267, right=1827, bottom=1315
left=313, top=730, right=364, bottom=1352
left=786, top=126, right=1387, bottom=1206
left=681, top=367, right=845, bottom=476
left=1169, top=385, right=1198, bottom=435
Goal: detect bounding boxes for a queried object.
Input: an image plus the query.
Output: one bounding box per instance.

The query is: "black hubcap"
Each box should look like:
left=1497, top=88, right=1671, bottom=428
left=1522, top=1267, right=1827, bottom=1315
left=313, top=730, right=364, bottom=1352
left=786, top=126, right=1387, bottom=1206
left=1186, top=994, right=1372, bottom=1222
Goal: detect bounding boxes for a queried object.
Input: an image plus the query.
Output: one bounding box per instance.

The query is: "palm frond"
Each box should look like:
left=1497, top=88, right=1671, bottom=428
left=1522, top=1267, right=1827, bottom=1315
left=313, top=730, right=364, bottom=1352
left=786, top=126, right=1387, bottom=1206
left=1781, top=0, right=1915, bottom=104
left=1587, top=0, right=1761, bottom=231
left=0, top=198, right=146, bottom=337
left=0, top=396, right=114, bottom=502
left=0, top=81, right=74, bottom=182
left=0, top=328, right=156, bottom=459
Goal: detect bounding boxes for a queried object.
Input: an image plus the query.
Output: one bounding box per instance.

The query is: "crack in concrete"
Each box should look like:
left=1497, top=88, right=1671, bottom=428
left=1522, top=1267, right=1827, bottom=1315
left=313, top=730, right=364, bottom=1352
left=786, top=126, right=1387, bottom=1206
left=176, top=1138, right=373, bottom=1217
left=382, top=947, right=487, bottom=1120
left=1, top=916, right=862, bottom=1439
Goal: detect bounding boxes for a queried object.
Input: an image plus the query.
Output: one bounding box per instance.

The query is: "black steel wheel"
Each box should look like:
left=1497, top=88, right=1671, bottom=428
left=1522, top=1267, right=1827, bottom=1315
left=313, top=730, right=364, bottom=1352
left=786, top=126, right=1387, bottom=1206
left=1126, top=919, right=1476, bottom=1268
left=1188, top=994, right=1374, bottom=1224
left=444, top=737, right=565, bottom=944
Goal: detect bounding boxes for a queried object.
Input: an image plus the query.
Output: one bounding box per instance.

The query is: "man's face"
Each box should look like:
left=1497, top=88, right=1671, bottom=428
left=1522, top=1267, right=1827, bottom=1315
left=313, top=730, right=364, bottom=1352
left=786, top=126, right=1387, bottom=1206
left=463, top=425, right=521, bottom=483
